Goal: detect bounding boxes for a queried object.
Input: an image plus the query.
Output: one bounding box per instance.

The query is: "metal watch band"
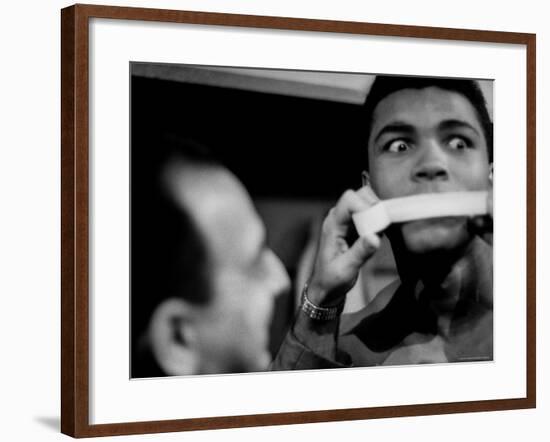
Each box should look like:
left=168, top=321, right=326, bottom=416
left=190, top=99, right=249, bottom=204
left=300, top=282, right=344, bottom=321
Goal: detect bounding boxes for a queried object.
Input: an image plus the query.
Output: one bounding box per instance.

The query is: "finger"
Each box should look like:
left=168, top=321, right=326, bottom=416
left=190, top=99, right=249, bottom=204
left=356, top=185, right=380, bottom=205
left=468, top=214, right=493, bottom=243
left=342, top=232, right=380, bottom=268
left=469, top=216, right=490, bottom=231
left=332, top=189, right=376, bottom=228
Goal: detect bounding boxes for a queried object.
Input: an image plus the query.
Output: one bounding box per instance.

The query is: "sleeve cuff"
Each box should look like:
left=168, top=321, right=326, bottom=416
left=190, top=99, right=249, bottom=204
left=270, top=313, right=351, bottom=370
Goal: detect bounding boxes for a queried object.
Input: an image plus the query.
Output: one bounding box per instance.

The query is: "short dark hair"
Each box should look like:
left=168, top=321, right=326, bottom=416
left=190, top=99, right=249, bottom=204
left=362, top=76, right=493, bottom=167
left=131, top=134, right=218, bottom=377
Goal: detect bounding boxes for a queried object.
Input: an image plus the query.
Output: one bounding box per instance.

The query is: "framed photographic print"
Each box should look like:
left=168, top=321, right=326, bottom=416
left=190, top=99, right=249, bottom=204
left=61, top=3, right=536, bottom=438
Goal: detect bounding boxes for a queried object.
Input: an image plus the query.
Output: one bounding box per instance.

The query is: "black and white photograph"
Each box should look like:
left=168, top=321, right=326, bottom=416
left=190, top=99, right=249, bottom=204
left=130, top=64, right=494, bottom=378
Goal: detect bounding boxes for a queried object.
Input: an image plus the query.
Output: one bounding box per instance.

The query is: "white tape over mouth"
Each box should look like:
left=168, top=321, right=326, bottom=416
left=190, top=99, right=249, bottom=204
left=352, top=191, right=489, bottom=237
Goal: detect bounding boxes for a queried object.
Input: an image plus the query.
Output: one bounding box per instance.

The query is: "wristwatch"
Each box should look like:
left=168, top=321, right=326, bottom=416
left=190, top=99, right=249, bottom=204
left=300, top=282, right=344, bottom=321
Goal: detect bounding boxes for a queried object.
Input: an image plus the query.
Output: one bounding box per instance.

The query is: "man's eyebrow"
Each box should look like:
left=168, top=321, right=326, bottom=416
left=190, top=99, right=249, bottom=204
left=437, top=119, right=481, bottom=136
left=373, top=121, right=416, bottom=144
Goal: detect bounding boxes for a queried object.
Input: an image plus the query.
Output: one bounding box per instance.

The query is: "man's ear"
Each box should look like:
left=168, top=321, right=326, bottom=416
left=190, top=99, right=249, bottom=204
left=148, top=298, right=200, bottom=376
left=489, top=163, right=493, bottom=183
left=361, top=170, right=371, bottom=188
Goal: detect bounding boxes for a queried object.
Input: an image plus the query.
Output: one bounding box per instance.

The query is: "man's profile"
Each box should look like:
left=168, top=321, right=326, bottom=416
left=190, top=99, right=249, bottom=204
left=272, top=75, right=493, bottom=369
left=131, top=137, right=290, bottom=377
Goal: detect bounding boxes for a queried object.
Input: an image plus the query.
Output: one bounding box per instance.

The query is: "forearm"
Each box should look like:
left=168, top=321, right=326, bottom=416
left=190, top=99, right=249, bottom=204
left=292, top=309, right=340, bottom=361
left=270, top=308, right=350, bottom=371
left=270, top=186, right=378, bottom=371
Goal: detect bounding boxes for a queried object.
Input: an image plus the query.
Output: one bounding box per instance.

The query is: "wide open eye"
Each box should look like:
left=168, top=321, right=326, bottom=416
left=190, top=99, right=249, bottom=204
left=447, top=136, right=472, bottom=150
left=384, top=139, right=412, bottom=153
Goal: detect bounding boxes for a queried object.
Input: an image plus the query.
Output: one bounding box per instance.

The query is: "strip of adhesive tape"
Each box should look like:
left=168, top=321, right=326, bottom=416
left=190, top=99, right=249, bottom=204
left=352, top=191, right=489, bottom=237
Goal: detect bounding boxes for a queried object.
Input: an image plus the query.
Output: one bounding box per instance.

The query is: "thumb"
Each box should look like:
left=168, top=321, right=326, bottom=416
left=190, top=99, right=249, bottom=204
left=345, top=233, right=380, bottom=268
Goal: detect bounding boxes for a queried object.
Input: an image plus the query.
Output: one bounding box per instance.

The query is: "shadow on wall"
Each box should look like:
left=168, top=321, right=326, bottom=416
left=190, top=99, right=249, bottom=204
left=34, top=416, right=60, bottom=432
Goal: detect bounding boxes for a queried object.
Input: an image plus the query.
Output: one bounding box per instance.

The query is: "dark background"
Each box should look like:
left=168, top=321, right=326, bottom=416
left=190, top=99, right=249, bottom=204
left=131, top=75, right=368, bottom=199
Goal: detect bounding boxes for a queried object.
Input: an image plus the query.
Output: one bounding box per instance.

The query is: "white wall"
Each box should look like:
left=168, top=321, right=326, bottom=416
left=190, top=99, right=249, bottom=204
left=0, top=0, right=546, bottom=440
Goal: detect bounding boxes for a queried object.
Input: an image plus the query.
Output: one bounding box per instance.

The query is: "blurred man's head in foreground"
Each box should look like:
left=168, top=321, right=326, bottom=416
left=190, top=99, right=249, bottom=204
left=131, top=137, right=290, bottom=377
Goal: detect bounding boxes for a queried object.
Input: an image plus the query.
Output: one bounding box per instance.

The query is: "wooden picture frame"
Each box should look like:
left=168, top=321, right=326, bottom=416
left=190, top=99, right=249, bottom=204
left=61, top=3, right=536, bottom=437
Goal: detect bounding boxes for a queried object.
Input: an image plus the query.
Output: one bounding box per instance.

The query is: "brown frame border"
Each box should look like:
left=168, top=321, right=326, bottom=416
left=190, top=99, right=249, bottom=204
left=61, top=3, right=536, bottom=438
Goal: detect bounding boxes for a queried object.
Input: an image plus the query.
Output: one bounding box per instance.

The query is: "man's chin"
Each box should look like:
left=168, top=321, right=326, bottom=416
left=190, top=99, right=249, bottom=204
left=400, top=217, right=470, bottom=254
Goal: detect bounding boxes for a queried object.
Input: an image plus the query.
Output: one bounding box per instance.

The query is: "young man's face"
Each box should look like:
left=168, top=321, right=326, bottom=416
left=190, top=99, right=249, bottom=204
left=367, top=86, right=491, bottom=254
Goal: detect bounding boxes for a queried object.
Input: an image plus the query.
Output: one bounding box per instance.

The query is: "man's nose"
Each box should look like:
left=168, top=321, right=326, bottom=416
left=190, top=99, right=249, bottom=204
left=412, top=143, right=449, bottom=182
left=267, top=250, right=291, bottom=297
